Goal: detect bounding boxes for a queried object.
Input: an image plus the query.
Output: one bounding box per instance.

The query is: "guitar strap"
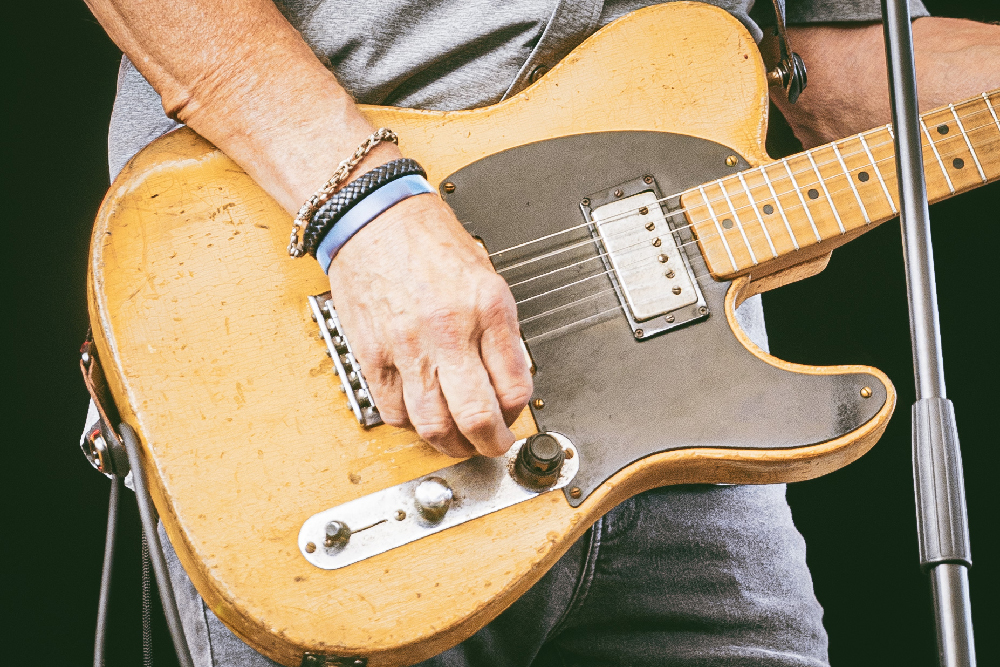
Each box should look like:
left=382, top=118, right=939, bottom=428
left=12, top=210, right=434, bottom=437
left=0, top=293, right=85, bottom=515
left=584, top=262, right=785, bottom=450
left=759, top=0, right=808, bottom=103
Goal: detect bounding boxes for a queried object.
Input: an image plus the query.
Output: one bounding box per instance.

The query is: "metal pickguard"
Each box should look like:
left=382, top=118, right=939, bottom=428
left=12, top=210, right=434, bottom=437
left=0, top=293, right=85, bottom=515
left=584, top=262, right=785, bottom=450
left=442, top=132, right=887, bottom=506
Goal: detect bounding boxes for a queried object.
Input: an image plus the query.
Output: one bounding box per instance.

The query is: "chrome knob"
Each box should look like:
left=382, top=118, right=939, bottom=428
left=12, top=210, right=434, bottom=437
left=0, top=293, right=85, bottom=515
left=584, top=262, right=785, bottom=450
left=324, top=520, right=351, bottom=551
left=414, top=477, right=453, bottom=523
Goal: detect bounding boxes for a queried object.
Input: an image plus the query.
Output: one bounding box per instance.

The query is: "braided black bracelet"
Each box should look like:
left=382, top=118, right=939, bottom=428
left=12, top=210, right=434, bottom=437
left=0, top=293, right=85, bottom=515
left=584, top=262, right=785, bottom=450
left=302, top=158, right=427, bottom=257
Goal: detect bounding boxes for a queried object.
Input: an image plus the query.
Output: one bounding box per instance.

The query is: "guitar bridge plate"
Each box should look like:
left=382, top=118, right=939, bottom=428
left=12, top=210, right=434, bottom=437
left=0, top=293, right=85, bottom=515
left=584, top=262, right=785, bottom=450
left=309, top=294, right=382, bottom=427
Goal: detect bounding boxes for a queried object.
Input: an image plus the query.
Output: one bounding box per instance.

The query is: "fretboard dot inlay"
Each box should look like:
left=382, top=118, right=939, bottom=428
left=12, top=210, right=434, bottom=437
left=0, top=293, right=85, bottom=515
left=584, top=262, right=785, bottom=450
left=858, top=171, right=870, bottom=182
left=722, top=218, right=734, bottom=229
left=763, top=204, right=774, bottom=215
left=953, top=157, right=965, bottom=170
left=807, top=188, right=819, bottom=200
left=937, top=124, right=949, bottom=135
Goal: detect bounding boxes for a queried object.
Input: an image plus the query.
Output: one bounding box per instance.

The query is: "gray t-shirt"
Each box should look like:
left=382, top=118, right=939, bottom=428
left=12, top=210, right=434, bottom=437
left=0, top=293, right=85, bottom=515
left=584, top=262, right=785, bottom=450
left=108, top=0, right=928, bottom=180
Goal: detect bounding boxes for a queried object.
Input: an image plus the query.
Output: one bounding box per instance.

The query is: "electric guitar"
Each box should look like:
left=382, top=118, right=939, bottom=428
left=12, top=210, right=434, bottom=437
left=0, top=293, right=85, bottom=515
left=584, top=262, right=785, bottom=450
left=86, top=3, right=1000, bottom=665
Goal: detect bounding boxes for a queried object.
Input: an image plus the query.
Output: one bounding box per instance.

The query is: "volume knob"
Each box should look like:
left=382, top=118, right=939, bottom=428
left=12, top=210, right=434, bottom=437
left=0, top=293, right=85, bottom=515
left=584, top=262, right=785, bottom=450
left=414, top=477, right=453, bottom=523
left=514, top=433, right=565, bottom=489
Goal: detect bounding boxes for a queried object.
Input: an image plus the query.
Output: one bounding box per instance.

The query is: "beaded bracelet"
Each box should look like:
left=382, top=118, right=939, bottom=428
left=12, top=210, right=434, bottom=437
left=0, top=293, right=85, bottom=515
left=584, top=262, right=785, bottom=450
left=287, top=127, right=397, bottom=257
left=301, top=158, right=427, bottom=257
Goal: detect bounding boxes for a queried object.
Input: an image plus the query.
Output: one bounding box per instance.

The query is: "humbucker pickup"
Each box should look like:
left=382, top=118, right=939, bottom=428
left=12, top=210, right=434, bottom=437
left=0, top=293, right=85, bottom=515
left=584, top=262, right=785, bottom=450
left=582, top=176, right=708, bottom=338
left=309, top=294, right=382, bottom=427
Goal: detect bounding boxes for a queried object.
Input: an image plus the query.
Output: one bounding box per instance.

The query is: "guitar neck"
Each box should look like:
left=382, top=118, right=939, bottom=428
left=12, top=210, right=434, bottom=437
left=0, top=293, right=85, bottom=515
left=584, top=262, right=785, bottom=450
left=684, top=89, right=1000, bottom=280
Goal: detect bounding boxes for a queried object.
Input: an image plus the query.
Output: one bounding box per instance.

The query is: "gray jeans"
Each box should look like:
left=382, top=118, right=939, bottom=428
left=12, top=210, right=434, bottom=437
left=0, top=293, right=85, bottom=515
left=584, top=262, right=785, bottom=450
left=163, top=483, right=828, bottom=667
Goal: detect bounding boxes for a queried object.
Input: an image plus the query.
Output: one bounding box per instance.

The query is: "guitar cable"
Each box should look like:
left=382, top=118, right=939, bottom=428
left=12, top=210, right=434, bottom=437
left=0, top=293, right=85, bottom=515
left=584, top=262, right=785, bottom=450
left=119, top=423, right=196, bottom=667
left=93, top=475, right=120, bottom=667
left=91, top=423, right=195, bottom=667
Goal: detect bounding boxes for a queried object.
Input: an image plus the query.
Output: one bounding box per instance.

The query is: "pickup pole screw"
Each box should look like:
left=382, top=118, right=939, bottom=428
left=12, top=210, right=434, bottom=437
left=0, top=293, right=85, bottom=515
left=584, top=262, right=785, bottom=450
left=640, top=207, right=650, bottom=216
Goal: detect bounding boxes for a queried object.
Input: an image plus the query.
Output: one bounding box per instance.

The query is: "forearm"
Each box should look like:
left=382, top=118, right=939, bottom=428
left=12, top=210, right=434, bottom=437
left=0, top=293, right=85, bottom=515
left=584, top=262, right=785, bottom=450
left=774, top=17, right=1000, bottom=147
left=84, top=0, right=400, bottom=212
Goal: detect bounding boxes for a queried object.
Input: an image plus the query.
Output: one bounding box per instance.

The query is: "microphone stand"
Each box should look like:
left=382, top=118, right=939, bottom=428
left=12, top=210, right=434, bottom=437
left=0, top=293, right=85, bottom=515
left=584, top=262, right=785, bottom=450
left=880, top=1, right=975, bottom=665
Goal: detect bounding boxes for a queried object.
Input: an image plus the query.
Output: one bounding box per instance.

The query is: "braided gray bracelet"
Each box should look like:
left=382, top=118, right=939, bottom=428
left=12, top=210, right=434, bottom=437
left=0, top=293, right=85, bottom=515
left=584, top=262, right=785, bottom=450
left=302, top=158, right=427, bottom=257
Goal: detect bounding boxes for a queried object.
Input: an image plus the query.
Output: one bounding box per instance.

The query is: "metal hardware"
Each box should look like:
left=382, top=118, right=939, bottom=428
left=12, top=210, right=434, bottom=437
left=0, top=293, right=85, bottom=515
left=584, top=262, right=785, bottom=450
left=532, top=398, right=545, bottom=409
left=760, top=0, right=807, bottom=104
left=442, top=181, right=456, bottom=194
left=324, top=521, right=351, bottom=551
left=514, top=433, right=566, bottom=489
left=529, top=65, right=548, bottom=84
left=299, top=433, right=579, bottom=569
left=582, top=177, right=709, bottom=337
left=309, top=294, right=382, bottom=427
left=413, top=477, right=453, bottom=522
left=882, top=0, right=975, bottom=661
left=725, top=155, right=738, bottom=167
left=569, top=487, right=582, bottom=499
left=861, top=386, right=873, bottom=398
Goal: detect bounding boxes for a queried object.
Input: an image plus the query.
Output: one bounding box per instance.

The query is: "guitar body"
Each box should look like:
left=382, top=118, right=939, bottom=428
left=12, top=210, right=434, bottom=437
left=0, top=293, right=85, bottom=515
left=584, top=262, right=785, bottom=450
left=88, top=4, right=894, bottom=665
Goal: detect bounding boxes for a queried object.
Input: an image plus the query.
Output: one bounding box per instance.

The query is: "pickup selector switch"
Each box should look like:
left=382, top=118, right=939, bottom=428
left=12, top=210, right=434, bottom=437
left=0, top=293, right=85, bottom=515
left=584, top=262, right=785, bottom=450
left=514, top=433, right=565, bottom=489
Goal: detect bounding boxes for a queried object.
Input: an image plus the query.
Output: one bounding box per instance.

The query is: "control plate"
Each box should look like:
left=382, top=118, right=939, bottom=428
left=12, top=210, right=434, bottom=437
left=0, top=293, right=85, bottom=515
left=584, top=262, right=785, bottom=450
left=299, top=433, right=579, bottom=569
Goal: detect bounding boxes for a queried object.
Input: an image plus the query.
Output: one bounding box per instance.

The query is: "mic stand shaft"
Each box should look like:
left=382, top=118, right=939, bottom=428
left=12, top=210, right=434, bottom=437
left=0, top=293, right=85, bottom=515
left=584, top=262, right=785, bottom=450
left=880, top=1, right=975, bottom=665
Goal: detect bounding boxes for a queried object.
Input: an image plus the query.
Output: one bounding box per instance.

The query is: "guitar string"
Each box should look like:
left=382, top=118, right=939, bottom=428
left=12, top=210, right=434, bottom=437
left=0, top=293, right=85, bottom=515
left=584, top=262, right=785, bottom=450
left=482, top=101, right=998, bottom=261
left=502, top=127, right=1000, bottom=302
left=492, top=108, right=1000, bottom=274
left=510, top=132, right=1000, bottom=309
left=480, top=104, right=998, bottom=267
left=513, top=136, right=999, bottom=338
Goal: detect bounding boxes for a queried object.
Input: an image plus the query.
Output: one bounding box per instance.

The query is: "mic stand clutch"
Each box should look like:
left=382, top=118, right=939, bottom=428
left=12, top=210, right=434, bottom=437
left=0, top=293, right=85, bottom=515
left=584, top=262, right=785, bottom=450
left=880, top=1, right=975, bottom=665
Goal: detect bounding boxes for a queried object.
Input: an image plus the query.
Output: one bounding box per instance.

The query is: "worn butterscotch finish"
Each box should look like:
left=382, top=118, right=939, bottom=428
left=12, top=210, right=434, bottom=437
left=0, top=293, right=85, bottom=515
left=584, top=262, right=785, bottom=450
left=88, top=4, right=909, bottom=665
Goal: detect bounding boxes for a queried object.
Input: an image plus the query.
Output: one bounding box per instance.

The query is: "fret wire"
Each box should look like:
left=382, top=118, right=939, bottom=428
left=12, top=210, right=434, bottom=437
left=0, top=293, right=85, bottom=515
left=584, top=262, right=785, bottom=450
left=716, top=179, right=758, bottom=265
left=858, top=134, right=898, bottom=214
left=759, top=165, right=800, bottom=250
left=737, top=172, right=777, bottom=258
left=950, top=104, right=987, bottom=182
left=918, top=119, right=955, bottom=194
left=780, top=158, right=821, bottom=242
left=831, top=142, right=870, bottom=224
left=984, top=93, right=1000, bottom=132
left=805, top=150, right=845, bottom=234
left=697, top=185, right=738, bottom=271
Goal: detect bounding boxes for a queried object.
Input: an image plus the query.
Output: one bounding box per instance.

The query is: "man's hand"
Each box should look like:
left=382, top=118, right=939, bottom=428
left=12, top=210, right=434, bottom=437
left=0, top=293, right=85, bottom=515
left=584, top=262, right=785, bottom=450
left=83, top=0, right=533, bottom=458
left=328, top=194, right=533, bottom=458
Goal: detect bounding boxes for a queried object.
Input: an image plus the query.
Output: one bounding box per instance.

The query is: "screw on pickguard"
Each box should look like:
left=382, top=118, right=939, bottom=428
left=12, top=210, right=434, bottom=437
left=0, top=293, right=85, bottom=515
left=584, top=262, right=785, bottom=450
left=308, top=294, right=382, bottom=427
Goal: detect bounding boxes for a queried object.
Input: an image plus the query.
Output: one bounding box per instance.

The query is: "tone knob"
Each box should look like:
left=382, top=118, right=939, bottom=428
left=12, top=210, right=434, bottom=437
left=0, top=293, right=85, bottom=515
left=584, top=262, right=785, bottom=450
left=414, top=477, right=453, bottom=523
left=324, top=520, right=351, bottom=551
left=514, top=433, right=565, bottom=489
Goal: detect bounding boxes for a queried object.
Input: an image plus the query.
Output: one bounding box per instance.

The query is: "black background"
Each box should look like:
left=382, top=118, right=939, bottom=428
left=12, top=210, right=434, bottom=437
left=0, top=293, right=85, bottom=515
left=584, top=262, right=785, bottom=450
left=5, top=1, right=998, bottom=664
